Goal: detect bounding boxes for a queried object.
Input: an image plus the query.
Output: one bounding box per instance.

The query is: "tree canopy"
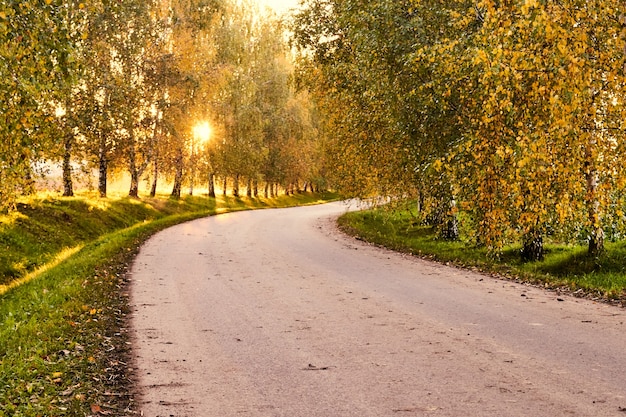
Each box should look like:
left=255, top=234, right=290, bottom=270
left=4, top=0, right=626, bottom=258
left=292, top=0, right=626, bottom=257
left=0, top=0, right=324, bottom=210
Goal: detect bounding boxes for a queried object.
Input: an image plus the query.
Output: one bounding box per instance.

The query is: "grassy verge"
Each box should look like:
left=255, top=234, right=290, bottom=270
left=0, top=191, right=338, bottom=416
left=339, top=206, right=626, bottom=304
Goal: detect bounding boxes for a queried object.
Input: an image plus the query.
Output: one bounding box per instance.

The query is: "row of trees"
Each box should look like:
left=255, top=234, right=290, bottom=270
left=1, top=0, right=326, bottom=211
left=293, top=0, right=626, bottom=258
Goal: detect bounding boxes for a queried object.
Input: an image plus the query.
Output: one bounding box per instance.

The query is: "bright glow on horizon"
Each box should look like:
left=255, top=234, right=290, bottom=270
left=192, top=121, right=212, bottom=144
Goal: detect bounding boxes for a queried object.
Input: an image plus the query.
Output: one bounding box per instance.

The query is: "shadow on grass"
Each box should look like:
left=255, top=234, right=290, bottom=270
left=530, top=242, right=626, bottom=277
left=1, top=192, right=338, bottom=287
left=1, top=196, right=200, bottom=286
left=340, top=208, right=626, bottom=299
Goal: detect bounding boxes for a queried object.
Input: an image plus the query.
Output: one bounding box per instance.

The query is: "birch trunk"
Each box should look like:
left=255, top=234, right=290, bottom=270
left=129, top=141, right=139, bottom=198
left=586, top=168, right=604, bottom=256
left=62, top=135, right=73, bottom=197
left=150, top=158, right=158, bottom=197
left=585, top=135, right=604, bottom=256
left=233, top=174, right=240, bottom=197
left=171, top=149, right=183, bottom=198
left=98, top=133, right=107, bottom=198
left=208, top=172, right=216, bottom=198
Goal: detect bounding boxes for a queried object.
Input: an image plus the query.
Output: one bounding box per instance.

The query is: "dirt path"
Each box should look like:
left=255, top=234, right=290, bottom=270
left=130, top=202, right=626, bottom=416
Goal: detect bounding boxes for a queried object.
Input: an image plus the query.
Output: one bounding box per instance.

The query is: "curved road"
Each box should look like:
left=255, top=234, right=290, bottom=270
left=130, top=202, right=626, bottom=416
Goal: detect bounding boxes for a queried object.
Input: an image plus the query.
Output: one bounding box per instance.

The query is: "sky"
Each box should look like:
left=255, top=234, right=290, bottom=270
left=257, top=0, right=301, bottom=15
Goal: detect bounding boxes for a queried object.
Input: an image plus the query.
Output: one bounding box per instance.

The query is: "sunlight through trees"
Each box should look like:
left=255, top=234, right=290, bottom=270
left=3, top=0, right=626, bottom=259
left=0, top=0, right=324, bottom=209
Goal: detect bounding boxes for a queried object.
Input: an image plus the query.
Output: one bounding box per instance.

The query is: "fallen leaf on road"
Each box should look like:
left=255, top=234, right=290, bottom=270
left=303, top=364, right=331, bottom=371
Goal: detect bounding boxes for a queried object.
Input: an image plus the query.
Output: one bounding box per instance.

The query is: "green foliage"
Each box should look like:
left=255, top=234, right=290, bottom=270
left=207, top=0, right=324, bottom=195
left=293, top=0, right=626, bottom=257
left=0, top=0, right=81, bottom=209
left=1, top=0, right=327, bottom=207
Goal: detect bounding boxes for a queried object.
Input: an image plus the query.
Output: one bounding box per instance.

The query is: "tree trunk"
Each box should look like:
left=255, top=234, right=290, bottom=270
left=62, top=135, right=74, bottom=197
left=171, top=149, right=183, bottom=198
left=208, top=172, right=216, bottom=198
left=222, top=177, right=227, bottom=196
left=128, top=133, right=151, bottom=198
left=149, top=117, right=161, bottom=198
left=98, top=133, right=107, bottom=198
left=150, top=159, right=158, bottom=197
left=22, top=158, right=35, bottom=195
left=521, top=230, right=544, bottom=262
left=437, top=198, right=459, bottom=241
left=586, top=169, right=604, bottom=256
left=129, top=172, right=140, bottom=198
left=441, top=217, right=459, bottom=241
left=253, top=179, right=258, bottom=197
left=128, top=142, right=139, bottom=198
left=246, top=177, right=252, bottom=197
left=233, top=174, right=240, bottom=197
left=264, top=182, right=269, bottom=198
left=417, top=190, right=424, bottom=214
left=189, top=159, right=195, bottom=196
left=585, top=137, right=604, bottom=256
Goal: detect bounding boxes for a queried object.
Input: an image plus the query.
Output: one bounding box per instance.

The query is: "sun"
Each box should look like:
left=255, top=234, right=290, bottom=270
left=192, top=121, right=212, bottom=144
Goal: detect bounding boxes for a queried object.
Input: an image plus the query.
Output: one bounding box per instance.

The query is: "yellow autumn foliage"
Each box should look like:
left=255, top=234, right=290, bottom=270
left=293, top=0, right=626, bottom=255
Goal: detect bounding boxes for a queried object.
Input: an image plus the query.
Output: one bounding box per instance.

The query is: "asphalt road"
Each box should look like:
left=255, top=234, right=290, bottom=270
left=130, top=202, right=626, bottom=416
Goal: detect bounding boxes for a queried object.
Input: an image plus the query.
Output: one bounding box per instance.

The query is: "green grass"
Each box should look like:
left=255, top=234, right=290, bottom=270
left=0, top=191, right=338, bottom=416
left=339, top=206, right=626, bottom=301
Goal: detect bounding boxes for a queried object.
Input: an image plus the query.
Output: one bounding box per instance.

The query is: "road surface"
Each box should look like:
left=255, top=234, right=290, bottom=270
left=130, top=202, right=626, bottom=416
